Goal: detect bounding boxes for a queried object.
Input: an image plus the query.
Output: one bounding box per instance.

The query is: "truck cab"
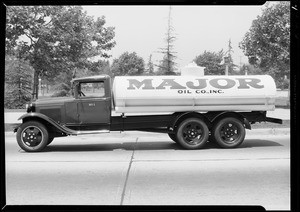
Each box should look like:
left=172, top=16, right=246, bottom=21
left=68, top=75, right=112, bottom=131
left=15, top=75, right=113, bottom=152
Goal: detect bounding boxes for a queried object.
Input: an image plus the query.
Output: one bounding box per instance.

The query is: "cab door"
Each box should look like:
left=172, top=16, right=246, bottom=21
left=77, top=81, right=111, bottom=130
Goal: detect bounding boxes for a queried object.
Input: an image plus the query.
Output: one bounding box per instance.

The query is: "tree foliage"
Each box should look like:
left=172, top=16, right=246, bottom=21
left=50, top=60, right=112, bottom=97
left=194, top=50, right=225, bottom=75
left=6, top=6, right=116, bottom=99
left=5, top=56, right=33, bottom=108
left=156, top=55, right=177, bottom=75
left=111, top=52, right=145, bottom=76
left=238, top=64, right=263, bottom=75
left=239, top=2, right=290, bottom=85
left=89, top=60, right=112, bottom=77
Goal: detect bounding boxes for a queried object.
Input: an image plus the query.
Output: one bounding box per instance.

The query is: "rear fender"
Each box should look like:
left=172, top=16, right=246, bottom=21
left=171, top=112, right=212, bottom=133
left=211, top=111, right=251, bottom=130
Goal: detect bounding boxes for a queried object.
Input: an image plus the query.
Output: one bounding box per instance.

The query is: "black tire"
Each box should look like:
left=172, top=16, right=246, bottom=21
left=16, top=121, right=49, bottom=152
left=168, top=133, right=178, bottom=143
left=212, top=117, right=245, bottom=148
left=176, top=118, right=209, bottom=150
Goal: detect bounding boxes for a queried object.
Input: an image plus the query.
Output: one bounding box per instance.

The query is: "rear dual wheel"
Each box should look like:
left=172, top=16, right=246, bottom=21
left=212, top=117, right=245, bottom=148
left=176, top=118, right=209, bottom=150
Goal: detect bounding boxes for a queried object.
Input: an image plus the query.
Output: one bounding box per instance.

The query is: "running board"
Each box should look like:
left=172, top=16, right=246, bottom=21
left=72, top=130, right=110, bottom=135
left=59, top=124, right=110, bottom=136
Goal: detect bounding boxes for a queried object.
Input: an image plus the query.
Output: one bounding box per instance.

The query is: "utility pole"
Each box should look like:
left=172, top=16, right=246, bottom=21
left=239, top=55, right=242, bottom=69
left=224, top=39, right=234, bottom=75
left=39, top=78, right=41, bottom=97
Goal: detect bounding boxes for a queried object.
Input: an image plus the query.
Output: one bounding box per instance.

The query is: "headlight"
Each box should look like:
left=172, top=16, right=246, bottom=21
left=26, top=103, right=34, bottom=113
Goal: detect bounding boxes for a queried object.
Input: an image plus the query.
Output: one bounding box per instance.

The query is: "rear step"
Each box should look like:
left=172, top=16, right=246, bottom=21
left=265, top=117, right=283, bottom=124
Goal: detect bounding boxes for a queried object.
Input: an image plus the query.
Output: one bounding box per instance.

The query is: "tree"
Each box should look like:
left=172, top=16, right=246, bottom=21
left=89, top=60, right=112, bottom=77
left=224, top=39, right=239, bottom=75
left=110, top=52, right=145, bottom=76
left=239, top=2, right=290, bottom=85
left=145, top=54, right=154, bottom=75
left=6, top=6, right=116, bottom=99
left=157, top=6, right=177, bottom=75
left=5, top=56, right=33, bottom=108
left=194, top=50, right=225, bottom=75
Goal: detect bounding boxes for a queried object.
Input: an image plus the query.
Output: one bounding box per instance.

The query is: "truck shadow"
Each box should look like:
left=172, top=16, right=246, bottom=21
left=44, top=142, right=181, bottom=152
left=44, top=138, right=282, bottom=152
left=240, top=139, right=283, bottom=148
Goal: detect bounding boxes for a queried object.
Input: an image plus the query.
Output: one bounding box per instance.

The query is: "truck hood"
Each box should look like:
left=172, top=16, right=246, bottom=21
left=32, top=97, right=75, bottom=123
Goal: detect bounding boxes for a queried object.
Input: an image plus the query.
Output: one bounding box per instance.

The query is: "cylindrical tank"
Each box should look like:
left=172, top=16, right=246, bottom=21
left=113, top=75, right=277, bottom=113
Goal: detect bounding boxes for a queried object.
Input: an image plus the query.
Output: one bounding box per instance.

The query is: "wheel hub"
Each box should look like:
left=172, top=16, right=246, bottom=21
left=187, top=129, right=198, bottom=138
left=220, top=122, right=239, bottom=143
left=224, top=127, right=236, bottom=137
left=21, top=126, right=43, bottom=147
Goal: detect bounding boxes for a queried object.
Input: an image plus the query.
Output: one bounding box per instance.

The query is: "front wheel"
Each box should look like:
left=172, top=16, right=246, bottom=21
left=16, top=121, right=49, bottom=152
left=212, top=117, right=245, bottom=148
left=176, top=118, right=209, bottom=150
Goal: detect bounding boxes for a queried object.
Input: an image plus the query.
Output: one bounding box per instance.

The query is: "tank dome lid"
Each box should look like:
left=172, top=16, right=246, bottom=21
left=181, top=62, right=205, bottom=76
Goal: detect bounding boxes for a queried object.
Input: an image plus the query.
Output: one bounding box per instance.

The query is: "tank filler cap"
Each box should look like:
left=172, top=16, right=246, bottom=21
left=180, top=62, right=205, bottom=76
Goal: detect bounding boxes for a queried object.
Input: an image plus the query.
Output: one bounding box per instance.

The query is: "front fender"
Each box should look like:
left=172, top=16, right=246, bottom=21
left=17, top=112, right=77, bottom=135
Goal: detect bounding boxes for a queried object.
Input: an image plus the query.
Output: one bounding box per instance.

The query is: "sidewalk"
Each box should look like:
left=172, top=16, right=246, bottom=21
left=4, top=112, right=25, bottom=124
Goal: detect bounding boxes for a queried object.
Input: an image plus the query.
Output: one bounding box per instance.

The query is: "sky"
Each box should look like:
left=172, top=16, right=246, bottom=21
left=82, top=5, right=266, bottom=71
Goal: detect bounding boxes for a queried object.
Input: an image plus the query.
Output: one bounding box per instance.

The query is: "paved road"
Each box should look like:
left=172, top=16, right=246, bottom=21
left=5, top=131, right=290, bottom=210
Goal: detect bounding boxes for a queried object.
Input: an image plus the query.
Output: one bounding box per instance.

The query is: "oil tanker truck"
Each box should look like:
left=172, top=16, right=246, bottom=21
left=14, top=74, right=282, bottom=152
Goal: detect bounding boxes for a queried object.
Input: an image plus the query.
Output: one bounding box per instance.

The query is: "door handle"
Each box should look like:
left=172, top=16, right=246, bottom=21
left=88, top=103, right=96, bottom=107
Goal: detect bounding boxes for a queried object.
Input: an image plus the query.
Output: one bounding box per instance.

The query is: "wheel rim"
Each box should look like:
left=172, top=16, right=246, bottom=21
left=21, top=126, right=44, bottom=147
left=182, top=122, right=204, bottom=145
left=219, top=122, right=240, bottom=144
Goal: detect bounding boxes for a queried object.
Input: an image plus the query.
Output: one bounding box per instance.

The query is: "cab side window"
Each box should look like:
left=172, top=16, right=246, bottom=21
left=79, top=82, right=105, bottom=98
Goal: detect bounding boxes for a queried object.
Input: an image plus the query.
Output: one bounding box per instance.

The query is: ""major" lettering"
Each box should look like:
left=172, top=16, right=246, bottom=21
left=127, top=78, right=264, bottom=90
